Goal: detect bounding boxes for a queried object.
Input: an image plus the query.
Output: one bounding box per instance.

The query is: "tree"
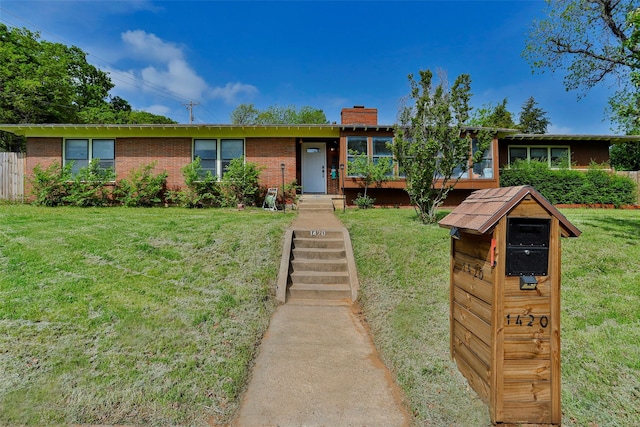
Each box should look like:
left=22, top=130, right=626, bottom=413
left=518, top=96, right=551, bottom=134
left=346, top=150, right=393, bottom=208
left=0, top=24, right=175, bottom=151
left=230, top=103, right=260, bottom=124
left=610, top=141, right=640, bottom=169
left=392, top=69, right=492, bottom=224
left=468, top=98, right=517, bottom=129
left=525, top=0, right=638, bottom=94
left=230, top=104, right=328, bottom=124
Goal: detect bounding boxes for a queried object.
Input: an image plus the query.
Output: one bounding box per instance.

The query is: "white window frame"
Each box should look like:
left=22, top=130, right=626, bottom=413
left=508, top=145, right=571, bottom=169
left=63, top=138, right=115, bottom=176
left=193, top=138, right=245, bottom=180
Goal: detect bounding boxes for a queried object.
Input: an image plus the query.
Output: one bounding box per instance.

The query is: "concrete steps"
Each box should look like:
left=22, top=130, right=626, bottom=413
left=287, top=229, right=352, bottom=303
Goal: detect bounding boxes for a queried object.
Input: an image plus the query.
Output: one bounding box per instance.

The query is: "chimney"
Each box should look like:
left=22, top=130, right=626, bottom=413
left=341, top=105, right=378, bottom=126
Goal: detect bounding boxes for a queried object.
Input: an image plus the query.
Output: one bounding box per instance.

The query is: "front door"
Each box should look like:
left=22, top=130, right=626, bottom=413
left=301, top=142, right=326, bottom=194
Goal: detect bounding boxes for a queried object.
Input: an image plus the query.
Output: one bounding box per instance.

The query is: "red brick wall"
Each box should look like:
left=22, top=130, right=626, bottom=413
left=25, top=137, right=63, bottom=197
left=341, top=107, right=378, bottom=125
left=116, top=137, right=191, bottom=188
left=246, top=137, right=297, bottom=189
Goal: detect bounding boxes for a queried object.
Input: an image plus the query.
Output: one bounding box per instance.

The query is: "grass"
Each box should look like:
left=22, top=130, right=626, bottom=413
left=338, top=208, right=640, bottom=427
left=2, top=204, right=638, bottom=426
left=0, top=205, right=293, bottom=426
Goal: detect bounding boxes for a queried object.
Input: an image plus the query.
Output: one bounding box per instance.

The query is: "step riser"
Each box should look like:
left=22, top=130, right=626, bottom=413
left=292, top=248, right=346, bottom=260
left=288, top=287, right=351, bottom=301
left=293, top=239, right=344, bottom=249
left=290, top=274, right=349, bottom=285
left=292, top=230, right=343, bottom=239
left=291, top=260, right=347, bottom=273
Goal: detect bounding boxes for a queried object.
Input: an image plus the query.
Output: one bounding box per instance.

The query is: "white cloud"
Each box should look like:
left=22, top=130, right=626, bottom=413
left=119, top=30, right=257, bottom=104
left=143, top=104, right=172, bottom=117
left=121, top=30, right=184, bottom=63
left=210, top=82, right=259, bottom=104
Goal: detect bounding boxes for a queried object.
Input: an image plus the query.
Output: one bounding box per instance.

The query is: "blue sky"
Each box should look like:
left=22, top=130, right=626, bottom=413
left=0, top=0, right=619, bottom=134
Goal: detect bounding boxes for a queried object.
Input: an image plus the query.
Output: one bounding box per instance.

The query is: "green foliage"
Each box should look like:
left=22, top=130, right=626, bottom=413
left=0, top=24, right=175, bottom=151
left=518, top=96, right=551, bottom=134
left=113, top=163, right=168, bottom=207
left=170, top=158, right=221, bottom=208
left=64, top=159, right=116, bottom=207
left=393, top=69, right=492, bottom=223
left=353, top=193, right=376, bottom=209
left=230, top=103, right=328, bottom=124
left=0, top=24, right=112, bottom=125
left=220, top=157, right=263, bottom=207
left=468, top=98, right=517, bottom=129
left=500, top=160, right=637, bottom=206
left=610, top=141, right=640, bottom=170
left=347, top=149, right=393, bottom=199
left=30, top=161, right=73, bottom=206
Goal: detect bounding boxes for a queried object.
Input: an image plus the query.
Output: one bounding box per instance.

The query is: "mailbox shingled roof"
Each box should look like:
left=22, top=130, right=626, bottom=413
left=439, top=185, right=581, bottom=237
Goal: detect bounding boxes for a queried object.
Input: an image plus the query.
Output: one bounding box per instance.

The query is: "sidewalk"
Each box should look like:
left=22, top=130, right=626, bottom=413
left=232, top=200, right=410, bottom=426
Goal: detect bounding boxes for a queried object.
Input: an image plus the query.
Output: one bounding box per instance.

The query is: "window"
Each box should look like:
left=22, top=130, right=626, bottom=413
left=472, top=139, right=494, bottom=179
left=194, top=139, right=217, bottom=177
left=64, top=138, right=115, bottom=175
left=508, top=146, right=571, bottom=168
left=347, top=136, right=368, bottom=177
left=221, top=139, right=244, bottom=177
left=193, top=138, right=245, bottom=179
left=372, top=137, right=394, bottom=177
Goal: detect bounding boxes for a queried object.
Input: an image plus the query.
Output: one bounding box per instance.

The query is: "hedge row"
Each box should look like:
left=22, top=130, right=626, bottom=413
left=500, top=161, right=637, bottom=207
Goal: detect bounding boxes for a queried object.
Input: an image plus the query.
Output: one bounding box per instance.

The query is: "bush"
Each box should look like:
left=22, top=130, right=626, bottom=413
left=220, top=157, right=263, bottom=207
left=354, top=193, right=375, bottom=209
left=64, top=159, right=116, bottom=207
left=500, top=161, right=637, bottom=207
left=114, top=162, right=168, bottom=207
left=168, top=158, right=221, bottom=208
left=30, top=161, right=72, bottom=206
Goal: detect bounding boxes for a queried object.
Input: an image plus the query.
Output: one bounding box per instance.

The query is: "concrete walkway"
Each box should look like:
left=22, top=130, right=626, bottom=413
left=232, top=198, right=410, bottom=427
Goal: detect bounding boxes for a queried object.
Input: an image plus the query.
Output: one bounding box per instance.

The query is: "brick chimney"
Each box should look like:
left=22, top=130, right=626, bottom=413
left=341, top=105, right=378, bottom=126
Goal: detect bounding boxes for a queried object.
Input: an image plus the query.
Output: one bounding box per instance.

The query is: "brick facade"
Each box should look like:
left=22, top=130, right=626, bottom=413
left=246, top=137, right=297, bottom=189
left=341, top=106, right=378, bottom=126
left=25, top=137, right=63, bottom=196
left=116, top=137, right=191, bottom=189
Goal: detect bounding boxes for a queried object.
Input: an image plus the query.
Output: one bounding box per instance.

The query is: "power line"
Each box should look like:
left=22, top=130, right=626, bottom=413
left=0, top=7, right=221, bottom=122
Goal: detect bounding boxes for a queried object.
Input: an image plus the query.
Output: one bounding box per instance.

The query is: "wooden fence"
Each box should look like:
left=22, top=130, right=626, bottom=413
left=617, top=171, right=640, bottom=205
left=0, top=152, right=25, bottom=201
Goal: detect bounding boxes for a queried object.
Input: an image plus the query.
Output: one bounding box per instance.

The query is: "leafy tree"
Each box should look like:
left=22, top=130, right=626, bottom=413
left=0, top=24, right=112, bottom=125
left=518, top=96, right=551, bottom=134
left=468, top=98, right=517, bottom=129
left=525, top=0, right=638, bottom=94
left=610, top=141, right=640, bottom=170
left=230, top=104, right=328, bottom=124
left=347, top=149, right=394, bottom=208
left=0, top=24, right=175, bottom=151
left=392, top=69, right=492, bottom=224
left=230, top=103, right=260, bottom=124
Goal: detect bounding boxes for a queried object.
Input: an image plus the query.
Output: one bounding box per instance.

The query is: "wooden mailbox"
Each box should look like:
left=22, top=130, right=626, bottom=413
left=439, top=186, right=581, bottom=426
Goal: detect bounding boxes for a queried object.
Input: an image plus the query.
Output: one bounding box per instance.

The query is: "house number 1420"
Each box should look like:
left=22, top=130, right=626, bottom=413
left=505, top=314, right=549, bottom=328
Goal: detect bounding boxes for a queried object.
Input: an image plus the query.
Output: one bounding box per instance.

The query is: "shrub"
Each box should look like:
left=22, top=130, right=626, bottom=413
left=64, top=159, right=116, bottom=207
left=30, top=161, right=72, bottom=206
left=354, top=193, right=375, bottom=209
left=114, top=162, right=168, bottom=207
left=500, top=161, right=637, bottom=207
left=220, top=157, right=263, bottom=207
left=170, top=158, right=221, bottom=208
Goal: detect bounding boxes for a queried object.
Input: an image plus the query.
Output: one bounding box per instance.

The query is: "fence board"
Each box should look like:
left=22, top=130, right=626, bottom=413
left=0, top=152, right=25, bottom=201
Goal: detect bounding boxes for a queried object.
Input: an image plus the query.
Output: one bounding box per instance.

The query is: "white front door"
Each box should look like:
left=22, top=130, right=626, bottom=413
left=301, top=142, right=326, bottom=194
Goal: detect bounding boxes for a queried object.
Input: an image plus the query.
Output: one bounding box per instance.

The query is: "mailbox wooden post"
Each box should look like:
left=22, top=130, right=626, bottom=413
left=439, top=186, right=581, bottom=426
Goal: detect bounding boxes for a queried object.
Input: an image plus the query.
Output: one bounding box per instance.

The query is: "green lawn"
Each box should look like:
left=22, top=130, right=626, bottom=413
left=0, top=205, right=293, bottom=425
left=338, top=208, right=640, bottom=426
left=2, top=205, right=638, bottom=426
